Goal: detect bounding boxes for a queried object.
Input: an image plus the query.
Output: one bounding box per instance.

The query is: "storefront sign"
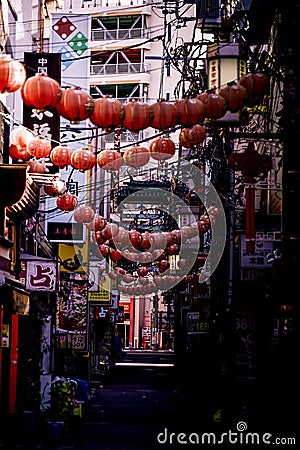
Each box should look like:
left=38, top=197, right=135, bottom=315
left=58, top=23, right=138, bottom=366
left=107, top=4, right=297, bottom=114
left=26, top=261, right=57, bottom=291
left=12, top=290, right=30, bottom=314
left=57, top=332, right=86, bottom=350
left=187, top=311, right=210, bottom=334
left=240, top=235, right=273, bottom=268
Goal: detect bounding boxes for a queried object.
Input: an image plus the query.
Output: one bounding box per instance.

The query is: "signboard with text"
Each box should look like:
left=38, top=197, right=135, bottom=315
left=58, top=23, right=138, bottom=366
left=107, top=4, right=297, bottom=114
left=47, top=13, right=91, bottom=244
left=240, top=235, right=273, bottom=268
left=23, top=52, right=61, bottom=172
left=25, top=261, right=58, bottom=291
left=187, top=311, right=210, bottom=334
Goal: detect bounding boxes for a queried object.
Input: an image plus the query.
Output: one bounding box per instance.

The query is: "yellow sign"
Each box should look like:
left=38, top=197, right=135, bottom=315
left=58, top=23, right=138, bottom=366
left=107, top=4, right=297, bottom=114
left=88, top=277, right=111, bottom=303
left=2, top=324, right=9, bottom=348
left=58, top=243, right=88, bottom=273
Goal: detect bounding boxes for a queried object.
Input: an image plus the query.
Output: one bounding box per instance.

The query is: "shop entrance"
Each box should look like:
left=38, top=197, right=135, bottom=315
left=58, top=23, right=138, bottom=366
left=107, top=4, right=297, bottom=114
left=116, top=322, right=130, bottom=349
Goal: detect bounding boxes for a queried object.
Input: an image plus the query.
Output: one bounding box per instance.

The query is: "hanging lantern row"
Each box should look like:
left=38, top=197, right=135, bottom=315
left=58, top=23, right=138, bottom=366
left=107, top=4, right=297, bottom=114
left=83, top=206, right=221, bottom=263
left=9, top=124, right=204, bottom=171
left=94, top=252, right=207, bottom=296
left=1, top=55, right=269, bottom=127
left=55, top=200, right=221, bottom=295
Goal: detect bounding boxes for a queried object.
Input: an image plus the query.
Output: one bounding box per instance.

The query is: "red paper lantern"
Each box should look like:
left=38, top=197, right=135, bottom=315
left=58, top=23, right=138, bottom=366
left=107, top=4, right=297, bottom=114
left=137, top=267, right=148, bottom=277
left=44, top=180, right=66, bottom=197
left=171, top=230, right=181, bottom=245
left=86, top=214, right=107, bottom=231
left=114, top=267, right=126, bottom=277
left=123, top=273, right=136, bottom=283
left=100, top=224, right=115, bottom=241
left=164, top=231, right=176, bottom=246
left=150, top=100, right=178, bottom=131
left=9, top=144, right=31, bottom=162
left=56, top=193, right=78, bottom=212
left=158, top=260, right=170, bottom=273
left=123, top=146, right=150, bottom=168
left=122, top=100, right=152, bottom=132
left=10, top=126, right=34, bottom=148
left=89, top=96, right=125, bottom=130
left=152, top=249, right=167, bottom=261
left=197, top=215, right=211, bottom=234
left=139, top=232, right=151, bottom=251
left=108, top=270, right=119, bottom=280
left=129, top=230, right=142, bottom=249
left=165, top=244, right=179, bottom=255
left=110, top=249, right=122, bottom=262
left=97, top=149, right=123, bottom=172
left=99, top=244, right=110, bottom=258
left=150, top=232, right=166, bottom=250
left=137, top=251, right=153, bottom=264
left=74, top=205, right=95, bottom=223
left=50, top=145, right=73, bottom=168
left=139, top=276, right=150, bottom=285
left=149, top=137, right=176, bottom=161
left=103, top=223, right=119, bottom=238
left=177, top=258, right=187, bottom=269
left=0, top=54, right=26, bottom=94
left=93, top=231, right=106, bottom=245
left=238, top=72, right=269, bottom=106
left=56, top=86, right=94, bottom=124
left=179, top=124, right=206, bottom=148
left=27, top=160, right=45, bottom=173
left=21, top=73, right=62, bottom=112
left=115, top=228, right=130, bottom=246
left=70, top=148, right=96, bottom=171
left=218, top=82, right=248, bottom=112
left=175, top=97, right=205, bottom=127
left=197, top=92, right=227, bottom=119
left=27, top=136, right=52, bottom=159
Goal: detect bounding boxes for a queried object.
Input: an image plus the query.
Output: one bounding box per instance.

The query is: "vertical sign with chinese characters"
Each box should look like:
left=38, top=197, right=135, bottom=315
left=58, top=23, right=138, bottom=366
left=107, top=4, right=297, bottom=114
left=48, top=14, right=92, bottom=244
left=23, top=52, right=61, bottom=174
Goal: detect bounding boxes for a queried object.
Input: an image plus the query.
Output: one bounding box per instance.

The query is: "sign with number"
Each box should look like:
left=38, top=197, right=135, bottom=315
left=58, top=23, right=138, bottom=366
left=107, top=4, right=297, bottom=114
left=187, top=312, right=210, bottom=334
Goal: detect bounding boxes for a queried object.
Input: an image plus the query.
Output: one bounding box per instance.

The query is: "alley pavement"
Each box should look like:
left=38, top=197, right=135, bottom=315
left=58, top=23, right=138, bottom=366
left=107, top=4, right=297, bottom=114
left=1, top=350, right=297, bottom=450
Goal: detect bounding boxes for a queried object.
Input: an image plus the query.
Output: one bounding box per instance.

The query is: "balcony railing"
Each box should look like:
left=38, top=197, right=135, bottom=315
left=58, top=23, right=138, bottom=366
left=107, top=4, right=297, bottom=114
left=91, top=28, right=148, bottom=41
left=81, top=0, right=148, bottom=7
left=90, top=62, right=150, bottom=76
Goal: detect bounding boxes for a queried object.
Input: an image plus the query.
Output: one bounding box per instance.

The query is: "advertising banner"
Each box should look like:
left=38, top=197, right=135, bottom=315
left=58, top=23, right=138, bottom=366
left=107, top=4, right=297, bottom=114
left=48, top=14, right=92, bottom=243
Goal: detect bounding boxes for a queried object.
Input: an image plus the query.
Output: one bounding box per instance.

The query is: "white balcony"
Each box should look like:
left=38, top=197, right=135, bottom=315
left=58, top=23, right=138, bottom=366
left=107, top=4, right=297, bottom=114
left=90, top=62, right=150, bottom=76
left=91, top=28, right=148, bottom=41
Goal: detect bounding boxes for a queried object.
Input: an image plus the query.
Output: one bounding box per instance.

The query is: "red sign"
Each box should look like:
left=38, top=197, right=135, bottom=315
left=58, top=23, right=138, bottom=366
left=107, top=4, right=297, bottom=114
left=119, top=301, right=131, bottom=313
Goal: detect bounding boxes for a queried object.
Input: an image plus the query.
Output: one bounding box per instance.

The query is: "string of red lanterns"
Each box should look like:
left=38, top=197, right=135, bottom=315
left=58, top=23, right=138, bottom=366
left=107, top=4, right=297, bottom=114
left=3, top=54, right=270, bottom=255
left=2, top=54, right=269, bottom=130
left=82, top=206, right=222, bottom=296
